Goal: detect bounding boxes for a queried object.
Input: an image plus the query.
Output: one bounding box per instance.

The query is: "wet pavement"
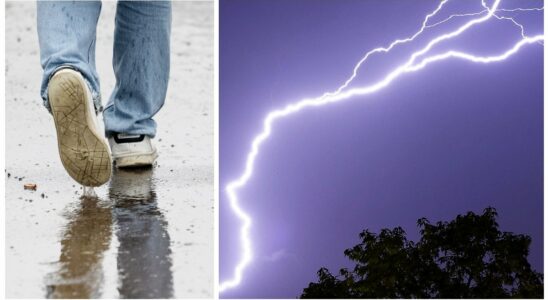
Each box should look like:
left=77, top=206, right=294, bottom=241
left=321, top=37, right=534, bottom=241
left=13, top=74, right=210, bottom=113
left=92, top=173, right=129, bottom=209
left=6, top=1, right=213, bottom=298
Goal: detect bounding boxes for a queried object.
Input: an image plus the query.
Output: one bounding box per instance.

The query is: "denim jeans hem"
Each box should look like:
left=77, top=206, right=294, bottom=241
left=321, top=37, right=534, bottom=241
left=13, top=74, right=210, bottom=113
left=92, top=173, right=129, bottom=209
left=41, top=65, right=103, bottom=114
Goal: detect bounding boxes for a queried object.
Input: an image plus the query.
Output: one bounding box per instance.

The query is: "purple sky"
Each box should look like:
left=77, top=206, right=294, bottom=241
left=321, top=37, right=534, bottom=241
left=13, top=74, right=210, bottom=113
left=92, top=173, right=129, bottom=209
left=220, top=0, right=543, bottom=298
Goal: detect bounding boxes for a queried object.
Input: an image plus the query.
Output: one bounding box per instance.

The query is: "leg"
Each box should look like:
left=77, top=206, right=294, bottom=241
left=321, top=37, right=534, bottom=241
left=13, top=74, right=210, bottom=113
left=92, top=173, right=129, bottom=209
left=37, top=1, right=111, bottom=186
left=103, top=1, right=172, bottom=138
left=37, top=1, right=102, bottom=111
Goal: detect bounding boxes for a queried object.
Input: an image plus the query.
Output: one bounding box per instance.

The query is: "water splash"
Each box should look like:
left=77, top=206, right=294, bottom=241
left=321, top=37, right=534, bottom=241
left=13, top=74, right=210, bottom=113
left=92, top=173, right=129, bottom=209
left=82, top=186, right=97, bottom=198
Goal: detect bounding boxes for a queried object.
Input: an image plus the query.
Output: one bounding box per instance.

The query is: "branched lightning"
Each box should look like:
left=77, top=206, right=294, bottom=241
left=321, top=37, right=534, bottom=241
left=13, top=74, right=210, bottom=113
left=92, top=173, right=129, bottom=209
left=220, top=0, right=543, bottom=293
left=498, top=7, right=544, bottom=12
left=425, top=10, right=487, bottom=29
left=486, top=2, right=544, bottom=44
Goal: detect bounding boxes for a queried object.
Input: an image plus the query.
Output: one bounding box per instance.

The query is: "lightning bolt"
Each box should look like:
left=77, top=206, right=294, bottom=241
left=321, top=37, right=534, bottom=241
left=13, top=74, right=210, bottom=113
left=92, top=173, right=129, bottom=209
left=220, top=0, right=543, bottom=293
left=481, top=0, right=543, bottom=42
left=498, top=7, right=544, bottom=12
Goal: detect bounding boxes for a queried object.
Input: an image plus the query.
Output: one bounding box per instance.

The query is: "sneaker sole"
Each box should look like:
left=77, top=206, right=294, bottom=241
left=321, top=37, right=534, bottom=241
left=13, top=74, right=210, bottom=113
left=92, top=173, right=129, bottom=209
left=49, top=71, right=112, bottom=186
left=115, top=152, right=158, bottom=168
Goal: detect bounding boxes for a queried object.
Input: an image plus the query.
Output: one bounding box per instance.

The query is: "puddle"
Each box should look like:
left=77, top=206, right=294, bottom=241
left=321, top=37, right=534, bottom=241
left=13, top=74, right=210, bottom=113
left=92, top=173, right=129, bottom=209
left=45, top=196, right=112, bottom=298
left=45, top=168, right=173, bottom=298
left=111, top=168, right=173, bottom=298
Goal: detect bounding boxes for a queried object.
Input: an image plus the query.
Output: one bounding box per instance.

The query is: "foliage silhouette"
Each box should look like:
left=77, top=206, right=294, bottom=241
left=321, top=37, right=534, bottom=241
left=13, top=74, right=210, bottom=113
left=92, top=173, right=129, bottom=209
left=301, top=207, right=543, bottom=298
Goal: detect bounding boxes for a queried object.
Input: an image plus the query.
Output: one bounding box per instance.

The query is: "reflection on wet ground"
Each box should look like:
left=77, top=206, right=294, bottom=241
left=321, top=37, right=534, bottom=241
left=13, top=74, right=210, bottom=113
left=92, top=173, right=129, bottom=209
left=45, top=193, right=112, bottom=298
left=46, top=168, right=174, bottom=299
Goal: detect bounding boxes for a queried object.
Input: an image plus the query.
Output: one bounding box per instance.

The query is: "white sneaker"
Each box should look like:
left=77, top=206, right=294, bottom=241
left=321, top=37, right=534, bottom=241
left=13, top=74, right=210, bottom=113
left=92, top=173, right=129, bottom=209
left=108, top=134, right=158, bottom=168
left=48, top=68, right=112, bottom=187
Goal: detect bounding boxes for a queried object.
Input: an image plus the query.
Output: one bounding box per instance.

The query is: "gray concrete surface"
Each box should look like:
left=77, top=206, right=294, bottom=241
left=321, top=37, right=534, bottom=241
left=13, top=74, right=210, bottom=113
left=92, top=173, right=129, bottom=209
left=5, top=1, right=214, bottom=298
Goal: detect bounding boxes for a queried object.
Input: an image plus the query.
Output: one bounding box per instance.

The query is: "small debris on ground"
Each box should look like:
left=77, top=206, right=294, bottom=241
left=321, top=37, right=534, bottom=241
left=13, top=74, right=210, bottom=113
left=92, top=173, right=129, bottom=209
left=24, top=183, right=37, bottom=191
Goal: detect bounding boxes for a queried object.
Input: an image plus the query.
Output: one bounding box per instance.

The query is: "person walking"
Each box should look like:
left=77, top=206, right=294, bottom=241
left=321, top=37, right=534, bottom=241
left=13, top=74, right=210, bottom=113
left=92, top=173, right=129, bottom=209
left=37, top=1, right=171, bottom=187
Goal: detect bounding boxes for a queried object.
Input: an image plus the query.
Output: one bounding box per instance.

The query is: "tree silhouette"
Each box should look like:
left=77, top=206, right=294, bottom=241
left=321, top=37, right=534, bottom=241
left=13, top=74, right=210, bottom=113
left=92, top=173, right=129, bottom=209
left=301, top=207, right=543, bottom=298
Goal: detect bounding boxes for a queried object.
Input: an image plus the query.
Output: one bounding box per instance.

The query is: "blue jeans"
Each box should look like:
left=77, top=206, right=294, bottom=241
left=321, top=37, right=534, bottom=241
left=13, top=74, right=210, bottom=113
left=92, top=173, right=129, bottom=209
left=37, top=1, right=171, bottom=138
